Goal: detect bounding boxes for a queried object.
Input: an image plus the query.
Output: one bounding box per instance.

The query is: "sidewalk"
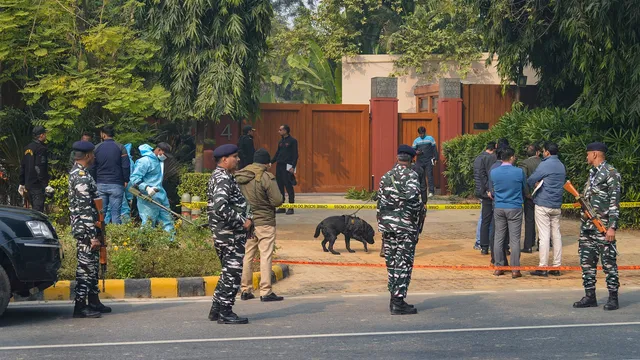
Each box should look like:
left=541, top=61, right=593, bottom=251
left=272, top=195, right=640, bottom=295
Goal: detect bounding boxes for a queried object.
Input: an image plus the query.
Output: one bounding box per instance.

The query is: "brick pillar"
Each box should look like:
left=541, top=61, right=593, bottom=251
left=370, top=77, right=399, bottom=191
left=437, top=78, right=463, bottom=194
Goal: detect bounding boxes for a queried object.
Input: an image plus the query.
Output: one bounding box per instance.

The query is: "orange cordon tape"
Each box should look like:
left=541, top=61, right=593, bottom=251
left=270, top=259, right=640, bottom=272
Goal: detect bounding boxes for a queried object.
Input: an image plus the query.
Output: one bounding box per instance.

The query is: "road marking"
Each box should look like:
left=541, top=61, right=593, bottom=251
left=342, top=294, right=380, bottom=298
left=286, top=296, right=329, bottom=300
left=2, top=322, right=640, bottom=351
left=516, top=289, right=552, bottom=292
left=453, top=291, right=497, bottom=294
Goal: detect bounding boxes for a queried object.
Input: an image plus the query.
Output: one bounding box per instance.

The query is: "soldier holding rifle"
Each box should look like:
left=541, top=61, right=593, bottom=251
left=570, top=142, right=621, bottom=310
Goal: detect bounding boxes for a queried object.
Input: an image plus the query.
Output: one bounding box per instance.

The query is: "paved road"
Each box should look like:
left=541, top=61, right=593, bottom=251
left=2, top=288, right=640, bottom=359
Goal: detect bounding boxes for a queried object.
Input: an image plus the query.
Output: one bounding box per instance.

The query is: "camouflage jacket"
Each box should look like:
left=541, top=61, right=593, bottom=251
left=206, top=166, right=252, bottom=233
left=376, top=163, right=422, bottom=234
left=582, top=161, right=621, bottom=231
left=68, top=163, right=98, bottom=240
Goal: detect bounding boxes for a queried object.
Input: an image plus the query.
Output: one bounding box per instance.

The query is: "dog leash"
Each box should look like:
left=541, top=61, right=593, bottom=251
left=348, top=197, right=375, bottom=217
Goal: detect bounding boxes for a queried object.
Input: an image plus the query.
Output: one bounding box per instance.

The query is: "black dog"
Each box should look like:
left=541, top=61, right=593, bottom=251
left=314, top=215, right=375, bottom=255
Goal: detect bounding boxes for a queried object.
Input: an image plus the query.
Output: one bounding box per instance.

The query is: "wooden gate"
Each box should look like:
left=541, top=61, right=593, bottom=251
left=398, top=112, right=441, bottom=191
left=248, top=104, right=370, bottom=193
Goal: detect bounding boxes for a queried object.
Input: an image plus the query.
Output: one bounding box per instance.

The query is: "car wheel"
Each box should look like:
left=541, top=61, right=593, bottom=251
left=0, top=266, right=10, bottom=318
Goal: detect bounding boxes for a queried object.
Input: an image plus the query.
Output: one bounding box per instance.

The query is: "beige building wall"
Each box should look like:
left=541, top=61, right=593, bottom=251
left=342, top=54, right=539, bottom=113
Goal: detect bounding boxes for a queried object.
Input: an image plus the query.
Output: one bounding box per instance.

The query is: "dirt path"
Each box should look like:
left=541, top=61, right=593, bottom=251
left=268, top=196, right=640, bottom=295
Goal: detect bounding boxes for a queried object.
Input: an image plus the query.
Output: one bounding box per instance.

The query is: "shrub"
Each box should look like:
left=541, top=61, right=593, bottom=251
left=345, top=187, right=376, bottom=201
left=177, top=173, right=210, bottom=201
left=57, top=222, right=221, bottom=280
left=46, top=174, right=70, bottom=225
left=443, top=105, right=640, bottom=228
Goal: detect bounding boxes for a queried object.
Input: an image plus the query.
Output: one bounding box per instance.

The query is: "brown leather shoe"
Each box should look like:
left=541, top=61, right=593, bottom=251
left=493, top=270, right=505, bottom=276
left=512, top=271, right=522, bottom=279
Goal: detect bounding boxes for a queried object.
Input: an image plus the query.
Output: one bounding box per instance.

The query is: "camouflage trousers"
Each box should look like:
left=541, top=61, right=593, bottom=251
left=212, top=231, right=247, bottom=307
left=383, top=231, right=417, bottom=298
left=75, top=238, right=99, bottom=302
left=579, top=230, right=619, bottom=291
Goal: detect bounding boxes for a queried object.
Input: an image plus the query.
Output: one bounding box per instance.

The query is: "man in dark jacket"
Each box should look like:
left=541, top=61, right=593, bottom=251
left=236, top=148, right=284, bottom=302
left=272, top=124, right=298, bottom=215
left=473, top=141, right=496, bottom=255
left=19, top=126, right=51, bottom=212
left=238, top=125, right=256, bottom=170
left=519, top=144, right=542, bottom=253
left=92, top=125, right=130, bottom=224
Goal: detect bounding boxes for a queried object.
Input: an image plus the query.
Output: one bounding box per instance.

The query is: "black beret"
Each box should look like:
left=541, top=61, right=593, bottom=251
left=32, top=125, right=47, bottom=136
left=213, top=144, right=239, bottom=158
left=72, top=140, right=95, bottom=153
left=398, top=144, right=416, bottom=157
left=586, top=142, right=608, bottom=153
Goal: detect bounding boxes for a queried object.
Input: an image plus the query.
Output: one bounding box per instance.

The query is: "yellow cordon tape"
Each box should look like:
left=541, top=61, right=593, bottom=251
left=181, top=201, right=640, bottom=211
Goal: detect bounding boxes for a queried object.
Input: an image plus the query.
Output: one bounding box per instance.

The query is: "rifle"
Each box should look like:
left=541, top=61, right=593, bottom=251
left=128, top=187, right=200, bottom=227
left=93, top=198, right=107, bottom=292
left=417, top=205, right=427, bottom=235
left=563, top=180, right=607, bottom=234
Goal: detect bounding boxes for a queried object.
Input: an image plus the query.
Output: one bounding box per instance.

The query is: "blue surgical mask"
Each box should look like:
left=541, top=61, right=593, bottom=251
left=158, top=154, right=167, bottom=161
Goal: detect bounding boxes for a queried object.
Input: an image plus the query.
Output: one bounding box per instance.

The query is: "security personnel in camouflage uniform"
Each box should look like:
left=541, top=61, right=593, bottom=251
left=377, top=145, right=423, bottom=315
left=206, top=144, right=253, bottom=324
left=69, top=141, right=111, bottom=318
left=573, top=142, right=621, bottom=311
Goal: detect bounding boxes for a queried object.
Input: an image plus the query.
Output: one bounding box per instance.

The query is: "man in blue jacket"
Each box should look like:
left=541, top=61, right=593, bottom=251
left=93, top=125, right=130, bottom=224
left=105, top=143, right=135, bottom=224
left=130, top=143, right=174, bottom=234
left=412, top=126, right=438, bottom=198
left=527, top=142, right=566, bottom=277
left=490, top=148, right=526, bottom=278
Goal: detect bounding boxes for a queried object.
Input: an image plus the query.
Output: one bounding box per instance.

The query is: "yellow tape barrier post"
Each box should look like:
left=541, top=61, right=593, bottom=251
left=182, top=201, right=640, bottom=211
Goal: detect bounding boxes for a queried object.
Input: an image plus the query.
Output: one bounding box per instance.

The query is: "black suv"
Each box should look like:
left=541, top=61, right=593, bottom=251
left=0, top=206, right=62, bottom=317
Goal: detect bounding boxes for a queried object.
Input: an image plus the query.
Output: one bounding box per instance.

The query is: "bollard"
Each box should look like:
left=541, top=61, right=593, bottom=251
left=181, top=193, right=191, bottom=219
left=191, top=196, right=201, bottom=220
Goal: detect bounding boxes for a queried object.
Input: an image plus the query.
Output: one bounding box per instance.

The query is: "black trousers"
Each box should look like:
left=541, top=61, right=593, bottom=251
left=523, top=198, right=537, bottom=250
left=26, top=187, right=45, bottom=212
left=480, top=198, right=493, bottom=250
left=424, top=161, right=435, bottom=194
left=275, top=163, right=295, bottom=204
left=413, top=166, right=428, bottom=204
left=417, top=161, right=436, bottom=194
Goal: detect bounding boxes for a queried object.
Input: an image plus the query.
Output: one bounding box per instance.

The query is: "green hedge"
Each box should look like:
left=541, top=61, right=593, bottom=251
left=177, top=173, right=210, bottom=201
left=443, top=105, right=640, bottom=228
left=58, top=222, right=220, bottom=280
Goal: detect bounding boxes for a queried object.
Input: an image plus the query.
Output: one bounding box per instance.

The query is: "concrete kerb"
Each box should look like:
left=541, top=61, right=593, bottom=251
left=11, top=265, right=290, bottom=302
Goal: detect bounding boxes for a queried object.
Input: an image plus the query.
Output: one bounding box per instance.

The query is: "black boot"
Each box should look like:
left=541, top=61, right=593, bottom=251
left=573, top=289, right=598, bottom=308
left=388, top=298, right=415, bottom=311
left=390, top=297, right=417, bottom=315
left=88, top=294, right=112, bottom=313
left=217, top=305, right=249, bottom=324
left=73, top=299, right=102, bottom=318
left=208, top=302, right=220, bottom=321
left=603, top=291, right=619, bottom=311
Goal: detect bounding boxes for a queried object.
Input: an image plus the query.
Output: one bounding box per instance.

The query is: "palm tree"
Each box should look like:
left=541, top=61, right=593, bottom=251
left=145, top=0, right=273, bottom=171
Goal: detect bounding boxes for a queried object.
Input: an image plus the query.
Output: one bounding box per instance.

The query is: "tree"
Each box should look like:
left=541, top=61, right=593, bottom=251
left=146, top=0, right=273, bottom=171
left=0, top=0, right=169, bottom=164
left=316, top=0, right=419, bottom=60
left=287, top=40, right=342, bottom=104
left=388, top=1, right=483, bottom=79
left=477, top=0, right=640, bottom=122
